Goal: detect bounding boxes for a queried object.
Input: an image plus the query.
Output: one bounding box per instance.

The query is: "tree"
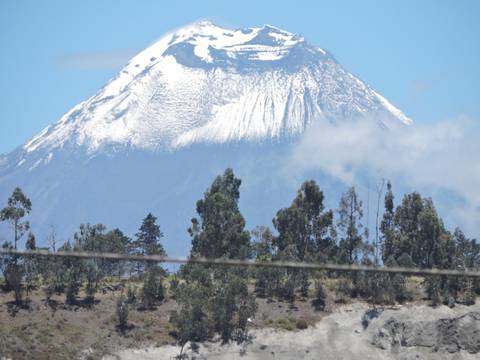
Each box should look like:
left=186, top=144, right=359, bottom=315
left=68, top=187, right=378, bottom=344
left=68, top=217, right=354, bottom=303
left=381, top=181, right=396, bottom=263
left=0, top=187, right=32, bottom=249
left=337, top=187, right=364, bottom=264
left=385, top=256, right=409, bottom=303
left=252, top=226, right=279, bottom=298
left=212, top=273, right=257, bottom=343
left=135, top=213, right=165, bottom=256
left=451, top=228, right=479, bottom=304
left=65, top=268, right=81, bottom=305
left=189, top=168, right=250, bottom=260
left=173, top=169, right=256, bottom=347
left=273, top=180, right=335, bottom=299
left=141, top=268, right=165, bottom=309
left=1, top=240, right=24, bottom=304
left=394, top=192, right=424, bottom=261
left=6, top=262, right=24, bottom=306
left=132, top=214, right=165, bottom=273
left=116, top=295, right=130, bottom=333
left=392, top=193, right=449, bottom=268
left=170, top=283, right=213, bottom=357
left=62, top=242, right=82, bottom=305
left=84, top=262, right=98, bottom=304
left=24, top=232, right=37, bottom=298
left=0, top=241, right=14, bottom=288
left=273, top=180, right=335, bottom=262
left=417, top=199, right=445, bottom=268
left=102, top=228, right=132, bottom=277
left=373, top=180, right=385, bottom=265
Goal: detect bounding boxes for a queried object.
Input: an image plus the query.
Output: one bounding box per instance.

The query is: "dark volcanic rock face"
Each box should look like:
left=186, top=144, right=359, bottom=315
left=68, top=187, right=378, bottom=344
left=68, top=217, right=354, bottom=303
left=372, top=312, right=480, bottom=354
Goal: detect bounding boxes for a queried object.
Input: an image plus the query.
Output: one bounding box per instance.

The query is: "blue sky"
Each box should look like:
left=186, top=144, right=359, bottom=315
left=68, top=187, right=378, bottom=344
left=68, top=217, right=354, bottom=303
left=0, top=0, right=479, bottom=154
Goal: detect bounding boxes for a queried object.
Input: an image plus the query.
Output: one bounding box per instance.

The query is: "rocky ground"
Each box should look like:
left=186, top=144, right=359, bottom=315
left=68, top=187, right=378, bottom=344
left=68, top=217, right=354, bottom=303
left=106, top=302, right=480, bottom=360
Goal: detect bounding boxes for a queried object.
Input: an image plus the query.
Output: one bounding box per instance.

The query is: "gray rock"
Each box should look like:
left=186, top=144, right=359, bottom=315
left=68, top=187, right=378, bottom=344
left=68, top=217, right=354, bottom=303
left=372, top=312, right=480, bottom=354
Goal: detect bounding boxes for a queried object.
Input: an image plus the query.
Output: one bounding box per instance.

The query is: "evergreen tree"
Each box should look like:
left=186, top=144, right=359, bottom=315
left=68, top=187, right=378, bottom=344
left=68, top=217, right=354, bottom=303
left=6, top=262, right=24, bottom=306
left=252, top=226, right=279, bottom=298
left=380, top=181, right=396, bottom=262
left=0, top=187, right=32, bottom=250
left=417, top=199, right=445, bottom=268
left=190, top=168, right=250, bottom=259
left=273, top=180, right=335, bottom=299
left=104, top=228, right=132, bottom=277
left=24, top=232, right=37, bottom=298
left=62, top=241, right=82, bottom=305
left=170, top=283, right=213, bottom=357
left=337, top=187, right=364, bottom=264
left=394, top=192, right=424, bottom=261
left=134, top=214, right=166, bottom=274
left=84, top=262, right=98, bottom=304
left=273, top=180, right=335, bottom=262
left=135, top=213, right=165, bottom=256
left=173, top=169, right=256, bottom=346
left=393, top=193, right=449, bottom=268
left=1, top=240, right=24, bottom=302
left=65, top=268, right=81, bottom=305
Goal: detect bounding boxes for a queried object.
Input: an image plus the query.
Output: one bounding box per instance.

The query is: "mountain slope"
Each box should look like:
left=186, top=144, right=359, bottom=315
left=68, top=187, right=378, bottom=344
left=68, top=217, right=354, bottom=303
left=17, top=21, right=409, bottom=157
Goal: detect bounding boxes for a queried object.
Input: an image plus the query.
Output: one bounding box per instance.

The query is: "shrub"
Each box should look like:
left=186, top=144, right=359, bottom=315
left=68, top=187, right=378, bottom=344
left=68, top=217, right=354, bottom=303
left=126, top=286, right=137, bottom=305
left=116, top=295, right=129, bottom=333
left=361, top=308, right=382, bottom=329
left=6, top=263, right=24, bottom=306
left=335, top=278, right=353, bottom=303
left=169, top=276, right=179, bottom=298
left=462, top=279, right=476, bottom=306
left=84, top=263, right=98, bottom=303
left=425, top=276, right=441, bottom=307
left=296, top=318, right=308, bottom=330
left=141, top=269, right=165, bottom=309
left=312, top=281, right=327, bottom=311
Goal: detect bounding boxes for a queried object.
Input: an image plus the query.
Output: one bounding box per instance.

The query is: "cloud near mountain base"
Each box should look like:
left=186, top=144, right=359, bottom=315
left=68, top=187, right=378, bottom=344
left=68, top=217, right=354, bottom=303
left=289, top=116, right=480, bottom=236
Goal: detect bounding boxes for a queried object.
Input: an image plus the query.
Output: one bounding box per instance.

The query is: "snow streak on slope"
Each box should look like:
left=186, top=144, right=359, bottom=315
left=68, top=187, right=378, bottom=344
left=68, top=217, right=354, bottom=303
left=21, top=21, right=411, bottom=160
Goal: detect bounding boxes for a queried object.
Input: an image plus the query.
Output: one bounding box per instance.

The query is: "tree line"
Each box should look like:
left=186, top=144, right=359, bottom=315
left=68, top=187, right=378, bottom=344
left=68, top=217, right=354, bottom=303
left=1, top=168, right=479, bottom=353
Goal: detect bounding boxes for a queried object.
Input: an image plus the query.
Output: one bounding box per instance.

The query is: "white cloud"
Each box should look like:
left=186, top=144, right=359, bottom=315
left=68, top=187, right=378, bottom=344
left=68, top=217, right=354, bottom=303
left=289, top=117, right=480, bottom=235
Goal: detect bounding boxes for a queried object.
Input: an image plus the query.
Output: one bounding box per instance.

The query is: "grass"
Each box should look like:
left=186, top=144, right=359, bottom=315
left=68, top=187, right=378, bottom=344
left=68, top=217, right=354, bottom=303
left=265, top=315, right=310, bottom=331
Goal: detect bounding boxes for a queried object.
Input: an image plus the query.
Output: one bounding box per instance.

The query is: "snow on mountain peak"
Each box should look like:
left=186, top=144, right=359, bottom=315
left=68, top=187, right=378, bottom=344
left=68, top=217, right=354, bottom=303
left=163, top=21, right=305, bottom=63
left=20, top=21, right=411, bottom=159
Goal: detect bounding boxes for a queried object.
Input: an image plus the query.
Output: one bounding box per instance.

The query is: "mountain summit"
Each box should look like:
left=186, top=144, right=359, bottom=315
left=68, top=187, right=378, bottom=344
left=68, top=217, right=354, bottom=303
left=20, top=21, right=410, bottom=158
left=0, top=22, right=411, bottom=251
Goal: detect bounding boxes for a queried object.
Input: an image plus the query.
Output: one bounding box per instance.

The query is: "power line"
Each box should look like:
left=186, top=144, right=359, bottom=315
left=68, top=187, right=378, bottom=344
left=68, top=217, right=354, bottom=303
left=1, top=248, right=479, bottom=278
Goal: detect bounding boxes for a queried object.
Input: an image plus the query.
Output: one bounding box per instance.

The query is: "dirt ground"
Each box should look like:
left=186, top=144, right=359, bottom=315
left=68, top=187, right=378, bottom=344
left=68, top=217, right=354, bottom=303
left=0, top=282, right=329, bottom=360
left=0, top=284, right=177, bottom=360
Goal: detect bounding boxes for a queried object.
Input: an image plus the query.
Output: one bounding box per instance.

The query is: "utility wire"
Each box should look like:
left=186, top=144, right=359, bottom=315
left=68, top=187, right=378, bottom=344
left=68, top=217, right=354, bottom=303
left=1, top=248, right=479, bottom=278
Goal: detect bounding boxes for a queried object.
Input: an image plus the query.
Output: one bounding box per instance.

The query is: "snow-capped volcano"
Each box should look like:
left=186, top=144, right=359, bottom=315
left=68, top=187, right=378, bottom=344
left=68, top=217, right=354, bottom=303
left=0, top=22, right=412, bottom=252
left=22, top=21, right=411, bottom=157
